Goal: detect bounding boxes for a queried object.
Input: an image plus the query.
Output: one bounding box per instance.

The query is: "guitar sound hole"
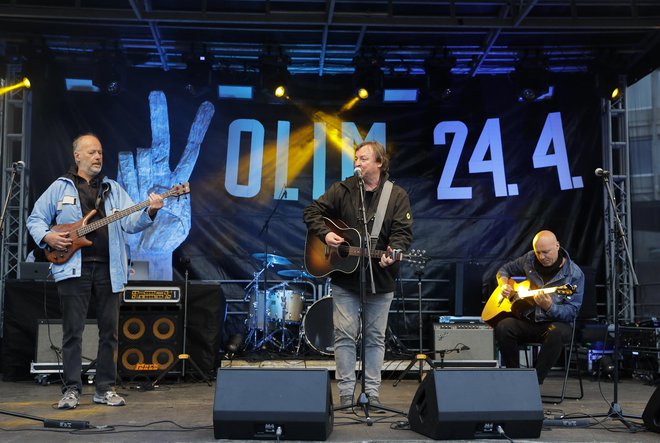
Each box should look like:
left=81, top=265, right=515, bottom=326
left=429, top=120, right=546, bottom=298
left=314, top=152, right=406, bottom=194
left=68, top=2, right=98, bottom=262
left=337, top=243, right=350, bottom=258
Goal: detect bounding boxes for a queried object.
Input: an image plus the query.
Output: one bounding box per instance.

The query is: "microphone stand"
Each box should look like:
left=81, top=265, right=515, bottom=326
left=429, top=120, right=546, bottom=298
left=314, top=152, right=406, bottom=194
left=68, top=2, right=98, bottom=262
left=594, top=171, right=640, bottom=426
left=255, top=185, right=287, bottom=350
left=0, top=163, right=22, bottom=238
left=333, top=173, right=403, bottom=423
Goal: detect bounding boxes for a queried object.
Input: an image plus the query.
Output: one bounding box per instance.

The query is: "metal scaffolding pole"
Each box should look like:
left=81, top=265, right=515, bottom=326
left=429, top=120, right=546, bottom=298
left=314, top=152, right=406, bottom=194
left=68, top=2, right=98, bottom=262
left=601, top=82, right=635, bottom=324
left=0, top=63, right=31, bottom=335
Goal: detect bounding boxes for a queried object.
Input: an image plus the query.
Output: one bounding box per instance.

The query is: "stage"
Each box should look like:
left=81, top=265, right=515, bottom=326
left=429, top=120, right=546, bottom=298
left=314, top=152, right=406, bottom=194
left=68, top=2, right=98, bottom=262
left=0, top=369, right=658, bottom=442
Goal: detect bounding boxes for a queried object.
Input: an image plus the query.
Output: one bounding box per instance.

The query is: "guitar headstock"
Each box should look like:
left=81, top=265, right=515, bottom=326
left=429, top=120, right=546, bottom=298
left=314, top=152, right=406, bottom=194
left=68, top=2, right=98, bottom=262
left=168, top=182, right=190, bottom=197
left=404, top=249, right=430, bottom=268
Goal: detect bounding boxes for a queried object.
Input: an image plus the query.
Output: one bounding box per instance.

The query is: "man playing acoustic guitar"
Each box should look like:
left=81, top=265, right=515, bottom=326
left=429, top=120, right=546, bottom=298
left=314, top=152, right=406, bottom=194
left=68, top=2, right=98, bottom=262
left=27, top=133, right=163, bottom=409
left=492, top=230, right=584, bottom=384
left=303, top=141, right=413, bottom=412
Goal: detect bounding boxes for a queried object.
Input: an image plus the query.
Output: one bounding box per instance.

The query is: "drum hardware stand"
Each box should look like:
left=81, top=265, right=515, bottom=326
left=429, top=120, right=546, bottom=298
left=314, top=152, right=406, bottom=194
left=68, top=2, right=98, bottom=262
left=393, top=267, right=433, bottom=386
left=152, top=264, right=211, bottom=387
left=332, top=173, right=404, bottom=423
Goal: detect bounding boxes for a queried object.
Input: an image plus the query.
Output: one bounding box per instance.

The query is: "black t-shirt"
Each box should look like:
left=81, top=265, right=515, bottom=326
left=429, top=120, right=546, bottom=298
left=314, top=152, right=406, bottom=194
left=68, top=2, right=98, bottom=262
left=71, top=172, right=110, bottom=262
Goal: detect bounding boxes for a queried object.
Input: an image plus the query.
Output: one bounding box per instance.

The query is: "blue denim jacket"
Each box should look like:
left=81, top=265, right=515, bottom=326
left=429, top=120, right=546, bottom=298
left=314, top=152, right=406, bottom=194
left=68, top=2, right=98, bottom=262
left=27, top=176, right=154, bottom=293
left=496, top=248, right=584, bottom=322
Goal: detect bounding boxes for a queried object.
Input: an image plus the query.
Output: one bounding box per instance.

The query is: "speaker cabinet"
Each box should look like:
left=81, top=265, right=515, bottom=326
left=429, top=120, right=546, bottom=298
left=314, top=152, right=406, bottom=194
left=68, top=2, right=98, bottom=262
left=643, top=385, right=660, bottom=433
left=35, top=319, right=98, bottom=364
left=433, top=323, right=495, bottom=360
left=408, top=368, right=543, bottom=440
left=213, top=368, right=333, bottom=440
left=118, top=304, right=181, bottom=377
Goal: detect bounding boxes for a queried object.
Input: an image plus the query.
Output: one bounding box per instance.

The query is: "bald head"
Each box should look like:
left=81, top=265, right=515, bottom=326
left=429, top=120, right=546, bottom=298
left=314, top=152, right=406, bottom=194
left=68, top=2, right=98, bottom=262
left=532, top=230, right=560, bottom=267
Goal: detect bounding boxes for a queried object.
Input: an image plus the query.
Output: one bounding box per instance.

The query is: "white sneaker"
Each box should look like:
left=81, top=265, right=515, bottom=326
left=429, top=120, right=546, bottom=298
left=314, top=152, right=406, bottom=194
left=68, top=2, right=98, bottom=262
left=58, top=388, right=80, bottom=409
left=93, top=390, right=126, bottom=406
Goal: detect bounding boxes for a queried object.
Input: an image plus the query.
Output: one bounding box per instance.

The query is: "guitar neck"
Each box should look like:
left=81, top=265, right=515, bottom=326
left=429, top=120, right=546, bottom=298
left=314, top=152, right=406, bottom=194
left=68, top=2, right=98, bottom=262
left=344, top=245, right=402, bottom=261
left=516, top=287, right=560, bottom=298
left=76, top=189, right=170, bottom=236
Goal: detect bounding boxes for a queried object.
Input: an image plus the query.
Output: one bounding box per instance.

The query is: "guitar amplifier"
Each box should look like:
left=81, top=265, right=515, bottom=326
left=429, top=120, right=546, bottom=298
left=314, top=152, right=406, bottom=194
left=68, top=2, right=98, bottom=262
left=122, top=286, right=181, bottom=303
left=433, top=323, right=495, bottom=361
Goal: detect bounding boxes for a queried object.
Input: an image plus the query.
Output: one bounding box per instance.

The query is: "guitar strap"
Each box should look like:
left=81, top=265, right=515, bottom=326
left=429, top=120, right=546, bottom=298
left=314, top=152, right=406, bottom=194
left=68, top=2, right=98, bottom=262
left=369, top=180, right=393, bottom=243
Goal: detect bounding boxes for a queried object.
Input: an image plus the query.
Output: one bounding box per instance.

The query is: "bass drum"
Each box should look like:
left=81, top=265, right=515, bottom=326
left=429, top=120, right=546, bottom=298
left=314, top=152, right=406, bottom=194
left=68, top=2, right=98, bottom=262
left=303, top=297, right=335, bottom=356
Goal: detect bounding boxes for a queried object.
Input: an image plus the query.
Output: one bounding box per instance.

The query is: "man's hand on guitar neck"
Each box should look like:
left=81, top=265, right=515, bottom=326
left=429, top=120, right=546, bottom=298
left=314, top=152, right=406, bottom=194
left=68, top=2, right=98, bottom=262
left=147, top=192, right=164, bottom=218
left=533, top=293, right=553, bottom=311
left=44, top=231, right=73, bottom=251
left=379, top=246, right=396, bottom=268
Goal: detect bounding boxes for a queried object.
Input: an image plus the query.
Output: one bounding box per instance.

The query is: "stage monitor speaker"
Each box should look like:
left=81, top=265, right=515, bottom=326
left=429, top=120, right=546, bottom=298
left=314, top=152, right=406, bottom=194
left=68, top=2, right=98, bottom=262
left=643, top=385, right=660, bottom=433
left=118, top=304, right=181, bottom=377
left=408, top=368, right=543, bottom=440
left=213, top=368, right=333, bottom=440
left=35, top=319, right=98, bottom=364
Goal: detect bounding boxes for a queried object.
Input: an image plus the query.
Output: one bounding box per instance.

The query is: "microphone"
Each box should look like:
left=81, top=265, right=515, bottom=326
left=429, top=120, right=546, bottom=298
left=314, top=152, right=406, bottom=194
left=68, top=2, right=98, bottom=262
left=12, top=160, right=25, bottom=169
left=353, top=167, right=362, bottom=179
left=595, top=167, right=610, bottom=177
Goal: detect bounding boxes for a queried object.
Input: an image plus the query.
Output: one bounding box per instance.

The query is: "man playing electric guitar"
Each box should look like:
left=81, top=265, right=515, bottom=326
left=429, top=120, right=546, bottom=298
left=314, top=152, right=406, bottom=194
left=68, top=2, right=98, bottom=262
left=492, top=230, right=584, bottom=385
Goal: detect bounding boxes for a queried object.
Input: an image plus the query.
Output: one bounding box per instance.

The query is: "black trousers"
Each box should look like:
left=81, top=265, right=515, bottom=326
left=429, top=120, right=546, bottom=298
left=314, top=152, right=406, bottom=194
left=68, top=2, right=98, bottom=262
left=57, top=262, right=119, bottom=394
left=494, top=316, right=572, bottom=384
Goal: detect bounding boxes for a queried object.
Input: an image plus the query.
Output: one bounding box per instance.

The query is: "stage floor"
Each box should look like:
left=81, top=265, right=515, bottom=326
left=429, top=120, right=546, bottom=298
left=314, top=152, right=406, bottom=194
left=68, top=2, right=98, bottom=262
left=0, top=367, right=658, bottom=442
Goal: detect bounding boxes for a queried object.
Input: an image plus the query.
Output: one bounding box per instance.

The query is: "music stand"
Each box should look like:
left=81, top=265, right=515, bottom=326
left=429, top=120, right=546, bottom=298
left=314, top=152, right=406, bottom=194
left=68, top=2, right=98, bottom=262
left=332, top=175, right=404, bottom=424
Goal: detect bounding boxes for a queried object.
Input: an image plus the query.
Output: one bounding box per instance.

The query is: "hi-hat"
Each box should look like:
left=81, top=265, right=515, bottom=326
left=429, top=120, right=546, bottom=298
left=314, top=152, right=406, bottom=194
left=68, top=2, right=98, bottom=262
left=251, top=253, right=292, bottom=266
left=277, top=269, right=313, bottom=279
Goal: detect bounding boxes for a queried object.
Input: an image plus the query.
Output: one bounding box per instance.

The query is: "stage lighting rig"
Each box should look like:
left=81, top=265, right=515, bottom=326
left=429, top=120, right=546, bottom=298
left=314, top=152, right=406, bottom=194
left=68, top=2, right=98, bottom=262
left=259, top=50, right=291, bottom=99
left=93, top=54, right=126, bottom=96
left=352, top=53, right=383, bottom=100
left=512, top=57, right=550, bottom=103
left=424, top=53, right=455, bottom=101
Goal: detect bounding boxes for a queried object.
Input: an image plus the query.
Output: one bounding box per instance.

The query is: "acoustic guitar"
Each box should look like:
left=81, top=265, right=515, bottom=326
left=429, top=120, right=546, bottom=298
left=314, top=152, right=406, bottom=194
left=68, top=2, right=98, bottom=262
left=304, top=217, right=427, bottom=278
left=44, top=182, right=190, bottom=264
left=481, top=278, right=576, bottom=327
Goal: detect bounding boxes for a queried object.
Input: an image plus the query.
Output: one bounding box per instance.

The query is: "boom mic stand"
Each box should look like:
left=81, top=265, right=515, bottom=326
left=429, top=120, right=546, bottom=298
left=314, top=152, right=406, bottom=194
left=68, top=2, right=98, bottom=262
left=593, top=170, right=640, bottom=426
left=332, top=174, right=403, bottom=423
left=152, top=261, right=211, bottom=387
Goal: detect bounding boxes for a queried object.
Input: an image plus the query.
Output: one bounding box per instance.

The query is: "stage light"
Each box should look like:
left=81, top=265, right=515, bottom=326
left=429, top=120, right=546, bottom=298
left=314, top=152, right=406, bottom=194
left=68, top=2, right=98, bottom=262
left=183, top=54, right=213, bottom=97
left=93, top=55, right=126, bottom=96
left=352, top=53, right=383, bottom=101
left=425, top=53, right=455, bottom=101
left=274, top=85, right=287, bottom=98
left=513, top=57, right=550, bottom=103
left=260, top=49, right=291, bottom=99
left=0, top=77, right=31, bottom=95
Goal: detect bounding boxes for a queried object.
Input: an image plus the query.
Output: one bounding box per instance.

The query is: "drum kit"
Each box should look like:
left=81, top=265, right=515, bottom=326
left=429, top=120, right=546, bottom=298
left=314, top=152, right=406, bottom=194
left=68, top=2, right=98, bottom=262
left=243, top=252, right=334, bottom=355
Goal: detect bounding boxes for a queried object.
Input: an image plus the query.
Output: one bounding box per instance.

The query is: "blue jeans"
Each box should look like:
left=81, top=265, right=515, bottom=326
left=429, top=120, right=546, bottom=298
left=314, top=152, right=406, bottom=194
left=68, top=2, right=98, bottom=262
left=57, top=262, right=119, bottom=394
left=332, top=286, right=394, bottom=397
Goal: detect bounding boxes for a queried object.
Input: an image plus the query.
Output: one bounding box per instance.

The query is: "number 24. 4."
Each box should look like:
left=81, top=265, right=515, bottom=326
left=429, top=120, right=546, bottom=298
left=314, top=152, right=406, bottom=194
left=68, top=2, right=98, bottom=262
left=434, top=112, right=584, bottom=200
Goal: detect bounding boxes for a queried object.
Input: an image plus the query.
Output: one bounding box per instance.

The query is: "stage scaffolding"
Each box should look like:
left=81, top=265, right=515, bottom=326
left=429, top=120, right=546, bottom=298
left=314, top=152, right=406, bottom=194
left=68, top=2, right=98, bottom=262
left=601, top=83, right=635, bottom=324
left=0, top=63, right=31, bottom=335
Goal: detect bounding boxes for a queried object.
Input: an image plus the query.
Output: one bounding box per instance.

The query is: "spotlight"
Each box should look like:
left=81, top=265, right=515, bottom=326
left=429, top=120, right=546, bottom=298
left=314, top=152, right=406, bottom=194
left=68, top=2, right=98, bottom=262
left=183, top=54, right=213, bottom=97
left=352, top=53, right=383, bottom=100
left=513, top=57, right=550, bottom=102
left=260, top=50, right=291, bottom=99
left=93, top=55, right=125, bottom=96
left=0, top=77, right=32, bottom=95
left=425, top=53, right=455, bottom=101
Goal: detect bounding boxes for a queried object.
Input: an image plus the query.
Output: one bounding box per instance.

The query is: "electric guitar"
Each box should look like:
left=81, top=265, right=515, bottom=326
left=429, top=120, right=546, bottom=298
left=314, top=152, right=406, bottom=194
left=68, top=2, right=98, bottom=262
left=304, top=217, right=428, bottom=278
left=481, top=278, right=577, bottom=327
left=44, top=182, right=190, bottom=264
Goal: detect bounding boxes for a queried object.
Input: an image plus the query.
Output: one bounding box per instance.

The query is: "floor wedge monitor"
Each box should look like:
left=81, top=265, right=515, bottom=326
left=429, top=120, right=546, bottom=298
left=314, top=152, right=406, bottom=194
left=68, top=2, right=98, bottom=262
left=408, top=368, right=543, bottom=440
left=213, top=368, right=333, bottom=440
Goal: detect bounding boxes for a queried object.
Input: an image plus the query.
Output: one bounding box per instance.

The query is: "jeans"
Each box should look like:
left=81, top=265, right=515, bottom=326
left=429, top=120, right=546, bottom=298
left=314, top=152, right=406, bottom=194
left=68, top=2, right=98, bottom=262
left=332, top=286, right=393, bottom=397
left=494, top=316, right=572, bottom=384
left=57, top=262, right=120, bottom=394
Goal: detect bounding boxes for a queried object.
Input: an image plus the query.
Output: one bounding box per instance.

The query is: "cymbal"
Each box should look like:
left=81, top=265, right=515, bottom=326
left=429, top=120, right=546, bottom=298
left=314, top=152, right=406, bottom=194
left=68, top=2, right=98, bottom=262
left=251, top=253, right=292, bottom=266
left=277, top=269, right=313, bottom=279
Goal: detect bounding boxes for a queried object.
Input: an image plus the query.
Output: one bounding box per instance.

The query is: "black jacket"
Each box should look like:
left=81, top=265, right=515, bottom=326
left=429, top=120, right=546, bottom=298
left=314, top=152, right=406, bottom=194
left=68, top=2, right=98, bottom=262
left=303, top=172, right=413, bottom=292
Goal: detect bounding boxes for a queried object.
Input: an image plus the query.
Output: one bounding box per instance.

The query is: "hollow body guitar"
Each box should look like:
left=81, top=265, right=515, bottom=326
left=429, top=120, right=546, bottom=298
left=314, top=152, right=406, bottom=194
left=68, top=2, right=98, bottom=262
left=481, top=278, right=576, bottom=327
left=304, top=217, right=427, bottom=278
